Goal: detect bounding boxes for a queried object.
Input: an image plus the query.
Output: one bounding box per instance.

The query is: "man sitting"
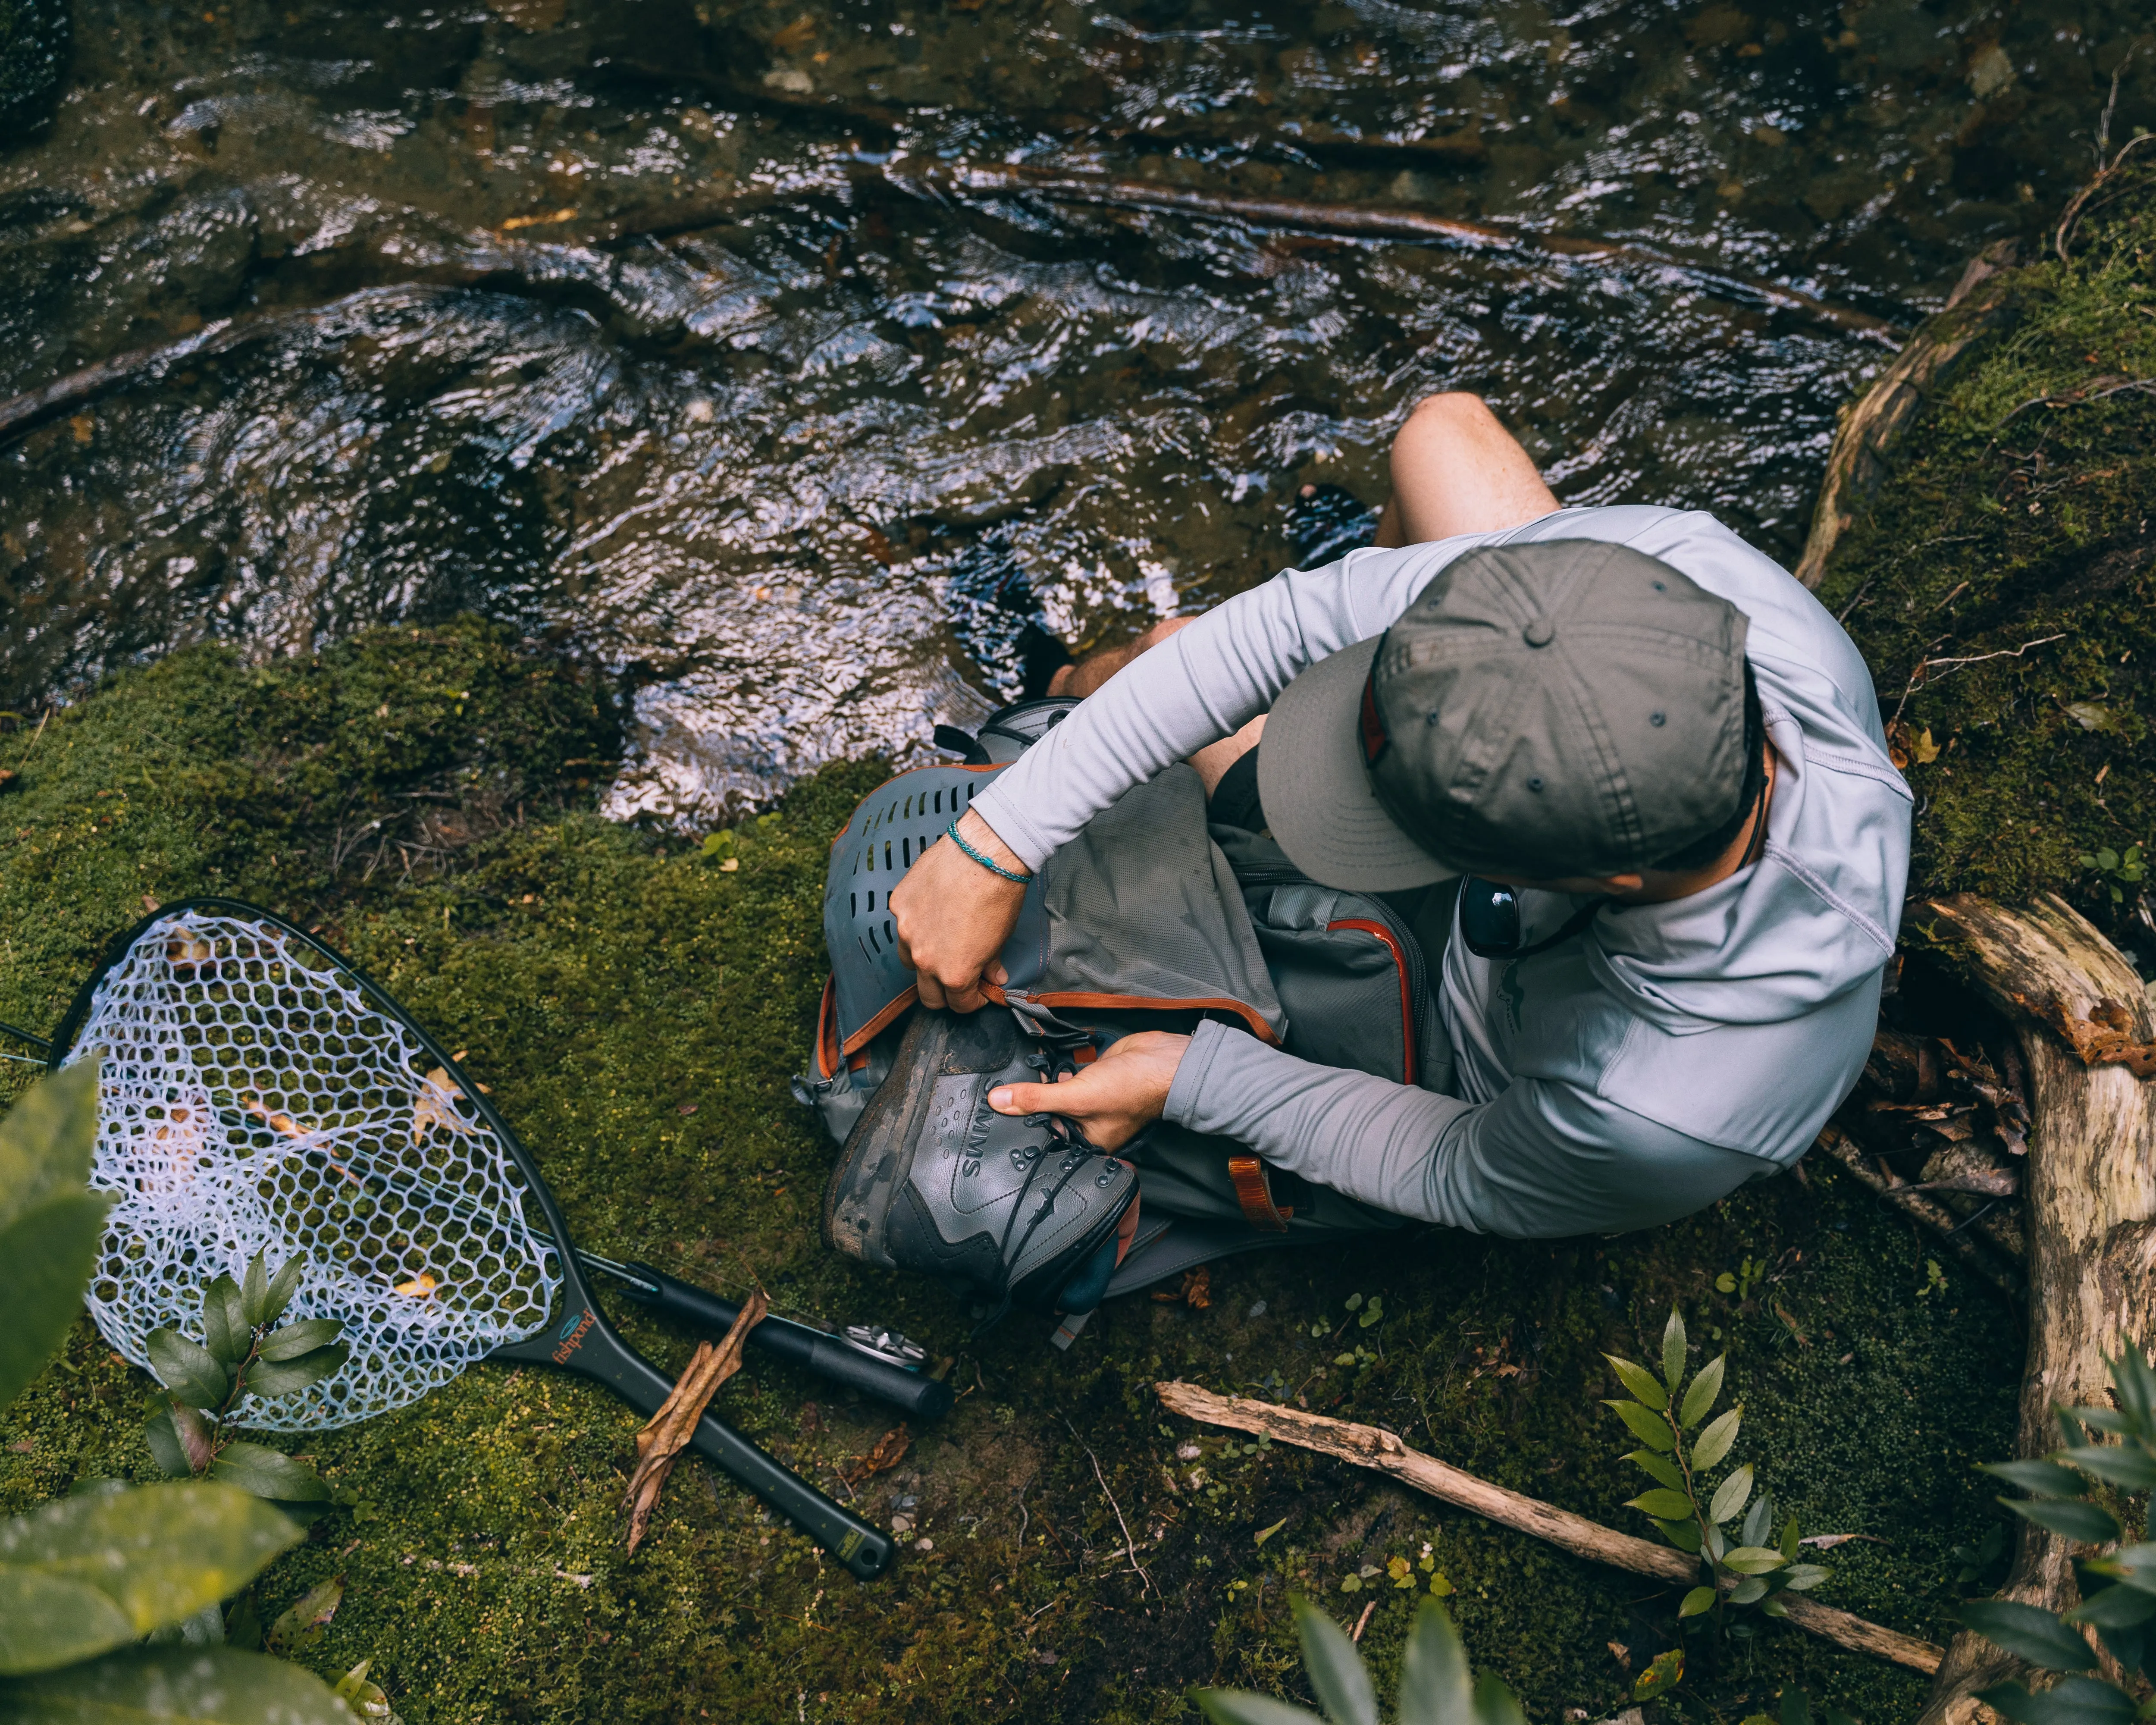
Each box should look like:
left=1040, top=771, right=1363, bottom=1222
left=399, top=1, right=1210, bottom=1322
left=884, top=392, right=1910, bottom=1246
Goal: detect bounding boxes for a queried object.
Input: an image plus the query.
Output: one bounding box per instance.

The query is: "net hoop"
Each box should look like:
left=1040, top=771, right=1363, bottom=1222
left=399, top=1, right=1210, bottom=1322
left=66, top=910, right=560, bottom=1431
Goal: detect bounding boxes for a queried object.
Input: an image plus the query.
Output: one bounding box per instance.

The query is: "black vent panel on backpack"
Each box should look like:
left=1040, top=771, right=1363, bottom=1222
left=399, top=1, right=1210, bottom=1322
left=824, top=765, right=1015, bottom=1052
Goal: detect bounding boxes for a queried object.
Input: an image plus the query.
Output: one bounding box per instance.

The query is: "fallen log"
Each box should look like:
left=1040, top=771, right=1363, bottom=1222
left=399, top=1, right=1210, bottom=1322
left=1906, top=894, right=2156, bottom=1725
left=1792, top=239, right=2020, bottom=589
left=895, top=159, right=1902, bottom=346
left=1154, top=1379, right=1943, bottom=1676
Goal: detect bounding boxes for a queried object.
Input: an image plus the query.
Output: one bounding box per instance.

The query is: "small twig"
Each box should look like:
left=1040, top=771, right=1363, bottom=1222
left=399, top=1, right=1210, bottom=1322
left=2056, top=138, right=2156, bottom=261
left=1997, top=379, right=2156, bottom=427
left=1015, top=1469, right=1037, bottom=1547
left=1352, top=1600, right=1377, bottom=1642
left=1888, top=634, right=2067, bottom=724
left=886, top=158, right=1901, bottom=344
left=1065, top=1416, right=1154, bottom=1598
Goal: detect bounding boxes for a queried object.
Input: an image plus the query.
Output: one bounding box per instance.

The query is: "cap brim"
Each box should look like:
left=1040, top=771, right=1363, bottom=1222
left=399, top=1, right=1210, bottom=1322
left=1257, top=636, right=1459, bottom=892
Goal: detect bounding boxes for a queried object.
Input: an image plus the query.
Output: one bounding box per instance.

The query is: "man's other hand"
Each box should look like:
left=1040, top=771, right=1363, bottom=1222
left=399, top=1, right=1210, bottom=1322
left=890, top=807, right=1028, bottom=1012
left=985, top=1032, right=1189, bottom=1151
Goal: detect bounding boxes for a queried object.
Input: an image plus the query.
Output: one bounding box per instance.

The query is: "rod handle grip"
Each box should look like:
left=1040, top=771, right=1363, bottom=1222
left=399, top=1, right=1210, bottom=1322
left=619, top=1263, right=953, bottom=1422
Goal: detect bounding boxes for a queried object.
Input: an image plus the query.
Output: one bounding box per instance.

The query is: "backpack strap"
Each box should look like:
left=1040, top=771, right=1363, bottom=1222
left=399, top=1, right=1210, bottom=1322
left=1227, top=1154, right=1294, bottom=1231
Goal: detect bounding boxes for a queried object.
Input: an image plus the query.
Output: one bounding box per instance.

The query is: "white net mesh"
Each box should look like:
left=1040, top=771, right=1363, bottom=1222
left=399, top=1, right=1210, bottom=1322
left=67, top=910, right=561, bottom=1431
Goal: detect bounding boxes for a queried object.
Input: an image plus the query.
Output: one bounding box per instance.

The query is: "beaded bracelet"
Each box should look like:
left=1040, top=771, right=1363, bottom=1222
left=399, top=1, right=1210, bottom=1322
left=945, top=819, right=1031, bottom=884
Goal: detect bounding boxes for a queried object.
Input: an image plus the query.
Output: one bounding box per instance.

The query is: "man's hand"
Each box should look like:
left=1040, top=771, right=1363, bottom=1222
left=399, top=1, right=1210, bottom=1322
left=986, top=1032, right=1189, bottom=1151
left=890, top=806, right=1028, bottom=1012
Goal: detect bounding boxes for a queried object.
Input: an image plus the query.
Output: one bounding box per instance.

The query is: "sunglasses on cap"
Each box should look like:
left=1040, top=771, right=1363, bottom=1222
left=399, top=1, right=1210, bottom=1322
left=1456, top=764, right=1770, bottom=960
left=1459, top=880, right=1606, bottom=960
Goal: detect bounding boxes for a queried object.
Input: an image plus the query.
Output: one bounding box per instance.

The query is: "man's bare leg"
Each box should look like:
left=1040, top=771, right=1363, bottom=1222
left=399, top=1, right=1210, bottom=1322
left=1043, top=617, right=1254, bottom=790
left=1373, top=392, right=1561, bottom=547
left=1046, top=616, right=1191, bottom=699
left=1045, top=393, right=1558, bottom=783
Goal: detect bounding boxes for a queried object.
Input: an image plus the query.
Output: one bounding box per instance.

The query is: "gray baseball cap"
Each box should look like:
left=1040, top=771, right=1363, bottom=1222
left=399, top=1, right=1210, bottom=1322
left=1257, top=539, right=1752, bottom=891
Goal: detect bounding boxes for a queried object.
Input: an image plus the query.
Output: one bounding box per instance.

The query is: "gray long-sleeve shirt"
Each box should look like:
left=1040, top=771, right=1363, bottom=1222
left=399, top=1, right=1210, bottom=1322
left=971, top=506, right=1912, bottom=1239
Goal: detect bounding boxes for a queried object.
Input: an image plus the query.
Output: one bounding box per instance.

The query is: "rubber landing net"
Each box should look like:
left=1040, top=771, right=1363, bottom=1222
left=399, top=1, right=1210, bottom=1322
left=65, top=909, right=558, bottom=1430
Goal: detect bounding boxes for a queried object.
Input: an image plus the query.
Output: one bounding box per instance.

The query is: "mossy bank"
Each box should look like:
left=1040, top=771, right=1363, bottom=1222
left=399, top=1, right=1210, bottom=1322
left=1818, top=157, right=2156, bottom=944
left=0, top=619, right=2018, bottom=1724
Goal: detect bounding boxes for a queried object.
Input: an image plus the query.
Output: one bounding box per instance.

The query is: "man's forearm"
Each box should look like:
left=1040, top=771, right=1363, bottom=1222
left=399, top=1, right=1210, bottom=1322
left=1162, top=1021, right=1763, bottom=1237
left=972, top=545, right=1457, bottom=869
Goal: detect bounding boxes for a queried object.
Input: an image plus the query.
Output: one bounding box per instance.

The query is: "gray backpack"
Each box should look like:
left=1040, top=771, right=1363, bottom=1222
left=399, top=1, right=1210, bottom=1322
left=795, top=699, right=1447, bottom=1270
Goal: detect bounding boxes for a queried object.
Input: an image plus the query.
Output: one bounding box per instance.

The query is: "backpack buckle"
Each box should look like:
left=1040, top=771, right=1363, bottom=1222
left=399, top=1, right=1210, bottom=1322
left=1228, top=1154, right=1294, bottom=1232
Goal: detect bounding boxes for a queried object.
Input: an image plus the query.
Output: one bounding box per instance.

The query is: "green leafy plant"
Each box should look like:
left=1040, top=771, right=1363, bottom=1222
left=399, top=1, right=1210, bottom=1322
left=1604, top=1308, right=1830, bottom=1624
left=1195, top=1595, right=1524, bottom=1725
left=2078, top=844, right=2145, bottom=905
left=0, top=1064, right=350, bottom=1722
left=1951, top=1522, right=2011, bottom=1592
left=1962, top=1340, right=2156, bottom=1725
left=1717, top=1256, right=1769, bottom=1301
left=141, top=1247, right=351, bottom=1516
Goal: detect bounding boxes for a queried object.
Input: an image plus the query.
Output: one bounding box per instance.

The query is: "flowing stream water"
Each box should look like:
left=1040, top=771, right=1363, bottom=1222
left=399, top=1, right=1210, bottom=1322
left=1, top=0, right=2150, bottom=823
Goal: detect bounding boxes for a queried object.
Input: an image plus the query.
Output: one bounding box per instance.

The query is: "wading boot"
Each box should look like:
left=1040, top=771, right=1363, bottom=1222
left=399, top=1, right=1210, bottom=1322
left=822, top=1007, right=1138, bottom=1326
left=1285, top=481, right=1379, bottom=568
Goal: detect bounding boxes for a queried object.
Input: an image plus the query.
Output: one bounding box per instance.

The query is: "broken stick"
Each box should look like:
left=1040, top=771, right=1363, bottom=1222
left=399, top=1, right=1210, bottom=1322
left=890, top=158, right=1902, bottom=345
left=622, top=1286, right=768, bottom=1553
left=1154, top=1379, right=1942, bottom=1676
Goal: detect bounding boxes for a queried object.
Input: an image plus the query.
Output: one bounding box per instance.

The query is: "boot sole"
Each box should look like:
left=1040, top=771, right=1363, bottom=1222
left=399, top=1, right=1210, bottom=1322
left=822, top=1008, right=1015, bottom=1268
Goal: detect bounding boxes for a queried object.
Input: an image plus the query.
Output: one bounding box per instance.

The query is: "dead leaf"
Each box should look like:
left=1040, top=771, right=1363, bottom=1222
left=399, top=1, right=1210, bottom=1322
left=841, top=1423, right=912, bottom=1486
left=1184, top=1267, right=1211, bottom=1309
left=412, top=1068, right=478, bottom=1144
left=1801, top=1532, right=1892, bottom=1549
left=497, top=207, right=579, bottom=232
left=241, top=1095, right=309, bottom=1138
left=266, top=1575, right=343, bottom=1654
left=165, top=1398, right=215, bottom=1472
left=2064, top=701, right=2120, bottom=734
left=623, top=1287, right=768, bottom=1553
left=2027, top=993, right=2156, bottom=1079
left=768, top=13, right=815, bottom=50
left=393, top=1272, right=439, bottom=1299
left=1883, top=718, right=1943, bottom=768
left=1607, top=1640, right=1632, bottom=1672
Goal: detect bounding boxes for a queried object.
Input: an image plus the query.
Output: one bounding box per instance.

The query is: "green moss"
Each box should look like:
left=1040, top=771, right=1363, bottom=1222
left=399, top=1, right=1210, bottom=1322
left=0, top=626, right=2020, bottom=1722
left=1819, top=161, right=2156, bottom=915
